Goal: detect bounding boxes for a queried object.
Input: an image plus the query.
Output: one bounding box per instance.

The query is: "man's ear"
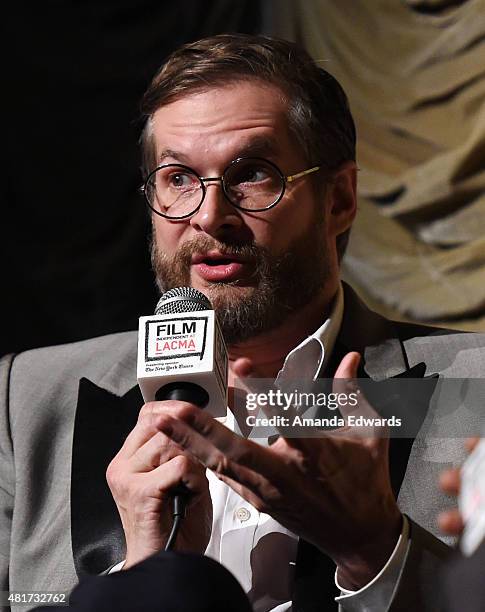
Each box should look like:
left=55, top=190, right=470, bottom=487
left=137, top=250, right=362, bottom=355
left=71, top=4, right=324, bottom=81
left=326, top=161, right=357, bottom=237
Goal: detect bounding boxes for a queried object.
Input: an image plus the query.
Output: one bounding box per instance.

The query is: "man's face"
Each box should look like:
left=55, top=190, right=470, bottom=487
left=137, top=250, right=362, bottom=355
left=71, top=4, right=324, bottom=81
left=150, top=81, right=336, bottom=344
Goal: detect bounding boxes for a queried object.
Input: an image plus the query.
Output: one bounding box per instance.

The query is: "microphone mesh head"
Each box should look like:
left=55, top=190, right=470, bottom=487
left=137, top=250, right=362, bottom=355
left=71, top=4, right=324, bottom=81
left=155, top=287, right=213, bottom=315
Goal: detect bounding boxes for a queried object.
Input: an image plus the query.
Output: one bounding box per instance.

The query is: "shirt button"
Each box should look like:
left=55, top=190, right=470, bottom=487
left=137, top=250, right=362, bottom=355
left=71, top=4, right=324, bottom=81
left=235, top=507, right=251, bottom=522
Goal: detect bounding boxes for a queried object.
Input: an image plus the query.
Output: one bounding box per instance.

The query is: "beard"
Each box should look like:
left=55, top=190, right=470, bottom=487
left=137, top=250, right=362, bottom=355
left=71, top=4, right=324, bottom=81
left=150, top=220, right=330, bottom=345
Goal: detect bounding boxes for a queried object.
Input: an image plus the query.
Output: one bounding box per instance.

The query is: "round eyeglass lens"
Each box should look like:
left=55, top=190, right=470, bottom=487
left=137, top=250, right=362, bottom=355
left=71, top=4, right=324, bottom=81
left=223, top=158, right=285, bottom=210
left=146, top=165, right=203, bottom=218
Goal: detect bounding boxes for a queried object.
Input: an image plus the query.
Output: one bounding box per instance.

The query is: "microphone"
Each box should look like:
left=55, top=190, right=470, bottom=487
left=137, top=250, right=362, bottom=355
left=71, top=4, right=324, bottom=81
left=137, top=287, right=228, bottom=549
left=137, top=286, right=228, bottom=418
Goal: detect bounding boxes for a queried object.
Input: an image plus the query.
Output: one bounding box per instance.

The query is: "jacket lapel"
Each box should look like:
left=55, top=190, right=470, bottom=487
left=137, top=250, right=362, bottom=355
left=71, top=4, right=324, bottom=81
left=338, top=283, right=409, bottom=379
left=71, top=378, right=142, bottom=577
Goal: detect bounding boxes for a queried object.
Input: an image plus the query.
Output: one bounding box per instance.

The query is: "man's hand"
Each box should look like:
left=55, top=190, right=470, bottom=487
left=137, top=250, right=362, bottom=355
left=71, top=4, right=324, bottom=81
left=106, top=401, right=212, bottom=569
left=155, top=352, right=402, bottom=590
left=438, top=438, right=480, bottom=536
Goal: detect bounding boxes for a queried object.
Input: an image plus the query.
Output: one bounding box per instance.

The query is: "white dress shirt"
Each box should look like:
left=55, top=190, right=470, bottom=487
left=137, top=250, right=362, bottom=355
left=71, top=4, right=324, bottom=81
left=112, top=284, right=410, bottom=611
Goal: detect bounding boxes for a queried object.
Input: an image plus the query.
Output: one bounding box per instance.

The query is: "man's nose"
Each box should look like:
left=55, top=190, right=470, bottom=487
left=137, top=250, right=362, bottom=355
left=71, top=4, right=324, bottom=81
left=189, top=181, right=243, bottom=237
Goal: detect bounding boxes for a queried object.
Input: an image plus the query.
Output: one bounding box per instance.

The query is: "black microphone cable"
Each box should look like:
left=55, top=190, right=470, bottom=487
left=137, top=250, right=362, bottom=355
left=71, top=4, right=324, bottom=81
left=164, top=491, right=187, bottom=551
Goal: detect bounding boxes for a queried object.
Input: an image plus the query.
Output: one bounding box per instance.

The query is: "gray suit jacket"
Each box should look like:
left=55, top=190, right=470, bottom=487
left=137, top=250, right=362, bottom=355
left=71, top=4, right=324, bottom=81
left=1, top=284, right=485, bottom=611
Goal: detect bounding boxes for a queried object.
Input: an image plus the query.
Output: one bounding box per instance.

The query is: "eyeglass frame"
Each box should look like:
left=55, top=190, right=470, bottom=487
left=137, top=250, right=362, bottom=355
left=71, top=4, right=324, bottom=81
left=140, top=156, right=322, bottom=220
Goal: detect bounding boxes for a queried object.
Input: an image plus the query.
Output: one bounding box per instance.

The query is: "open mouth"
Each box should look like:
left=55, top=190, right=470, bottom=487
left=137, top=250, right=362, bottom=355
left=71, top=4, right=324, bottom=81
left=202, top=257, right=234, bottom=266
left=192, top=252, right=248, bottom=282
left=192, top=251, right=242, bottom=264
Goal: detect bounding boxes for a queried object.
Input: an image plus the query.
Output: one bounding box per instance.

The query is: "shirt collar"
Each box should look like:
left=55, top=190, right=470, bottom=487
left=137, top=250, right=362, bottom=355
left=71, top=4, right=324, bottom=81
left=275, top=282, right=344, bottom=385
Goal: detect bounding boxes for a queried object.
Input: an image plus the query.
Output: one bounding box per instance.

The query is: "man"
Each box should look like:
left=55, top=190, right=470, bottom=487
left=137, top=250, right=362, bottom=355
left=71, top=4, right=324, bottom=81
left=1, top=34, right=485, bottom=612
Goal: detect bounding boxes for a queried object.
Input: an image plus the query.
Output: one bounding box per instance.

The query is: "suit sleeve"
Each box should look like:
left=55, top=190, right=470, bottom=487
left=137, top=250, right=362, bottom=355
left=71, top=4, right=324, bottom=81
left=0, top=354, right=15, bottom=611
left=388, top=517, right=453, bottom=612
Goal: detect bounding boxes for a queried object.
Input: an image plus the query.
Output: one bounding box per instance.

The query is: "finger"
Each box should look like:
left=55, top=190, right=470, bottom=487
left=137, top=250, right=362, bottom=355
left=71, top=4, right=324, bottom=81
left=230, top=357, right=267, bottom=413
left=213, top=470, right=270, bottom=513
left=334, top=351, right=361, bottom=380
left=332, top=352, right=384, bottom=439
left=437, top=509, right=464, bottom=535
left=466, top=437, right=480, bottom=453
left=156, top=413, right=279, bottom=504
left=155, top=406, right=284, bottom=485
left=269, top=431, right=316, bottom=455
left=333, top=353, right=367, bottom=417
left=439, top=468, right=461, bottom=496
left=118, top=401, right=196, bottom=459
left=131, top=400, right=232, bottom=471
left=116, top=402, right=159, bottom=458
left=129, top=431, right=184, bottom=473
left=229, top=357, right=258, bottom=419
left=231, top=357, right=254, bottom=379
left=276, top=353, right=362, bottom=443
left=146, top=454, right=208, bottom=497
left=323, top=423, right=379, bottom=441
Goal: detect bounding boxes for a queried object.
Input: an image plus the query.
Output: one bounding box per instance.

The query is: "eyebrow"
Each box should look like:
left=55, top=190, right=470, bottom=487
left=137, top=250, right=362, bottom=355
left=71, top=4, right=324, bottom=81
left=237, top=136, right=279, bottom=158
left=158, top=149, right=192, bottom=165
left=157, top=136, right=280, bottom=167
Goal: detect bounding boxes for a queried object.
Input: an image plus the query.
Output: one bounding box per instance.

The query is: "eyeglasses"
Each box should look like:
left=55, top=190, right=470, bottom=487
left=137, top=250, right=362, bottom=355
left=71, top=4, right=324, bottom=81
left=141, top=156, right=321, bottom=220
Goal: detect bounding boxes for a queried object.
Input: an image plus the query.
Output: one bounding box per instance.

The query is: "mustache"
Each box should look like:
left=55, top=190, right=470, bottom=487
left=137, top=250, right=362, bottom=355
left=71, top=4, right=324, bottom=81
left=174, top=236, right=263, bottom=266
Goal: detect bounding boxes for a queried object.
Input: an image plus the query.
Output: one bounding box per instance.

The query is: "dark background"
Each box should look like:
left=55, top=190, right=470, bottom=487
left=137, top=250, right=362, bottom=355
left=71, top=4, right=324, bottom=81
left=2, top=1, right=263, bottom=356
